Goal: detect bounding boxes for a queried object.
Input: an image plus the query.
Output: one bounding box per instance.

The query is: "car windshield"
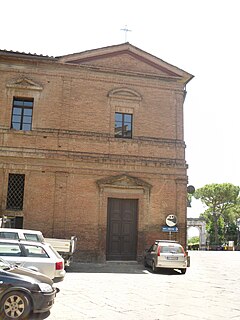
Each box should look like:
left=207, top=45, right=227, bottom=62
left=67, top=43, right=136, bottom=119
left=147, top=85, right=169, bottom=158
left=160, top=245, right=183, bottom=254
left=0, top=257, right=12, bottom=270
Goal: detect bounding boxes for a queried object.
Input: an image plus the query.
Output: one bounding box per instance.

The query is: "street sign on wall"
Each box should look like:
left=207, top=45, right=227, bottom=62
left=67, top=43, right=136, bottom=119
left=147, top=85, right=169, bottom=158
left=162, top=226, right=178, bottom=232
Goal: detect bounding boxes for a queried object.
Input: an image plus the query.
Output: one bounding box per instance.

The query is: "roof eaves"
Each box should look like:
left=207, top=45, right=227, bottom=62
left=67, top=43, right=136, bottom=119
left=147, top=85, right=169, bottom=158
left=0, top=49, right=56, bottom=61
left=55, top=42, right=128, bottom=59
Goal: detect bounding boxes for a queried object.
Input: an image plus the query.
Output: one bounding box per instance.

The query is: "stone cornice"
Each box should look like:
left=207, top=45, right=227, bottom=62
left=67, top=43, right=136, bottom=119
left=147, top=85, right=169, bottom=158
left=0, top=128, right=186, bottom=148
left=0, top=146, right=187, bottom=169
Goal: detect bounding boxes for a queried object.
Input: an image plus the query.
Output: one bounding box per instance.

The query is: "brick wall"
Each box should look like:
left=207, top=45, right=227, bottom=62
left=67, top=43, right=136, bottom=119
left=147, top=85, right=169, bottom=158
left=0, top=44, right=192, bottom=261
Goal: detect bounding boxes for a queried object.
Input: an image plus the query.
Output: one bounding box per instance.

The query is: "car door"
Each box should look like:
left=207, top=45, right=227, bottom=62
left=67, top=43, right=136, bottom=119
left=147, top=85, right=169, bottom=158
left=0, top=242, right=23, bottom=266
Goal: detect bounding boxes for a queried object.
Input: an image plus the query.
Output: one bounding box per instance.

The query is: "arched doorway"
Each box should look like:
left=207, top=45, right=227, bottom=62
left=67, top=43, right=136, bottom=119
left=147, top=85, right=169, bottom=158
left=187, top=218, right=207, bottom=250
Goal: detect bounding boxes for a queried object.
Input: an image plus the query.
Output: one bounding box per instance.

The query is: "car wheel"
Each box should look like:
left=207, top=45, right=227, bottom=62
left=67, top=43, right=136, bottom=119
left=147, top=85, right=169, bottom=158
left=152, top=261, right=158, bottom=273
left=181, top=268, right=187, bottom=274
left=1, top=291, right=31, bottom=320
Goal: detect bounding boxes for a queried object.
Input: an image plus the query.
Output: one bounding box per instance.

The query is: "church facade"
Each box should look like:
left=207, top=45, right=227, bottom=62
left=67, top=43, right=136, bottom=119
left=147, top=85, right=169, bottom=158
left=0, top=43, right=193, bottom=262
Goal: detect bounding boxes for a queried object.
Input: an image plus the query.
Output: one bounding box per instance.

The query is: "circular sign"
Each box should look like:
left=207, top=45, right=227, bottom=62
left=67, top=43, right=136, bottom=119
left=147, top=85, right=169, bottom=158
left=187, top=185, right=195, bottom=194
left=166, top=214, right=177, bottom=227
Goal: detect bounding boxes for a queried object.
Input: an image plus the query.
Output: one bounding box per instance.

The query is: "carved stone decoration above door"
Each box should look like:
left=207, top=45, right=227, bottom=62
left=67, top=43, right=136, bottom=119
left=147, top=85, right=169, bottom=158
left=97, top=174, right=152, bottom=193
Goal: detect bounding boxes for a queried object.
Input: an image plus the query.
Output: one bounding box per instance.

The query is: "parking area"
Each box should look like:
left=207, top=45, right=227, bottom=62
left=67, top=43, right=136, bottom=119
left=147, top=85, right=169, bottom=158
left=32, top=251, right=240, bottom=320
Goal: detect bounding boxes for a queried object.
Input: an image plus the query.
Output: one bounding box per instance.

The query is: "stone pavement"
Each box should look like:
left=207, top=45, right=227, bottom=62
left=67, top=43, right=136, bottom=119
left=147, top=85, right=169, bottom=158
left=32, top=251, right=240, bottom=320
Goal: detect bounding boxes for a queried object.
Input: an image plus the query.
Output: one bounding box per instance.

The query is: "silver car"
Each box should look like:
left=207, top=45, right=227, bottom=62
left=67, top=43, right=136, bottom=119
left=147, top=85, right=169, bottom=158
left=0, top=239, right=66, bottom=282
left=144, top=240, right=188, bottom=274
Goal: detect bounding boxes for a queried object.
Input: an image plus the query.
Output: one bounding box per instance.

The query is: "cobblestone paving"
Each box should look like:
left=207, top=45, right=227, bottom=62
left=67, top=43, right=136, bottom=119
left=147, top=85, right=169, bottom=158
left=32, top=251, right=240, bottom=320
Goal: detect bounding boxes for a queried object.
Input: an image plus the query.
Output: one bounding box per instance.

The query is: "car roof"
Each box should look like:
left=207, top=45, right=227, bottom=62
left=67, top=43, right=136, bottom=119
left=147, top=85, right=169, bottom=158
left=0, top=228, right=43, bottom=234
left=155, top=240, right=182, bottom=246
left=155, top=240, right=179, bottom=243
left=0, top=238, right=46, bottom=246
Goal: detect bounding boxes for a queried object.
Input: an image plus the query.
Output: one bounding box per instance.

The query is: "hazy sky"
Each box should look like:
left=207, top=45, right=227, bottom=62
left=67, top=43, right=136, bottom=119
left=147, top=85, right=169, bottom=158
left=1, top=0, right=239, bottom=217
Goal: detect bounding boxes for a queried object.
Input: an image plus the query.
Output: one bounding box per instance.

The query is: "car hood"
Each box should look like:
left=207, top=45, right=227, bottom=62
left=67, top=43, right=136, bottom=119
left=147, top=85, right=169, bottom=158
left=1, top=265, right=53, bottom=285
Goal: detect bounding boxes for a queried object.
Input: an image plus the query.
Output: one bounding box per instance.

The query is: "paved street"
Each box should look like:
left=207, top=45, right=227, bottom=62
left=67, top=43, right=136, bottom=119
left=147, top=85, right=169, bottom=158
left=33, top=251, right=240, bottom=320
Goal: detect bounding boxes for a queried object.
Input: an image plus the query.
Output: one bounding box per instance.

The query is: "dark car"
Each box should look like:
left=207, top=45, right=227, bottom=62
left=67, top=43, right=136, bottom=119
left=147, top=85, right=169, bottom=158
left=0, top=257, right=59, bottom=320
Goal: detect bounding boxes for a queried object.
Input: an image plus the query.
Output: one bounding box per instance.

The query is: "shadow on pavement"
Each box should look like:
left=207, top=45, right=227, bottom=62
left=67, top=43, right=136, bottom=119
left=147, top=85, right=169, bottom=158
left=145, top=266, right=184, bottom=275
left=65, top=262, right=184, bottom=275
left=29, top=311, right=50, bottom=320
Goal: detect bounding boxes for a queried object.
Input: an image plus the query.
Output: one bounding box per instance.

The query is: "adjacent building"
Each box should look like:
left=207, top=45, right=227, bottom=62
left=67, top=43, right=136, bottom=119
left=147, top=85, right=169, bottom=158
left=0, top=43, right=193, bottom=262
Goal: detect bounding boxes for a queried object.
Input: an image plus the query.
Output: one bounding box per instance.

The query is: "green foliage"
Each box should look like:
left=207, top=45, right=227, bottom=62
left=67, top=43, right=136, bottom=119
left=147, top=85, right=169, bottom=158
left=195, top=183, right=240, bottom=245
left=188, top=236, right=199, bottom=245
left=225, top=221, right=238, bottom=243
left=202, top=214, right=225, bottom=244
left=194, top=183, right=240, bottom=212
left=188, top=236, right=200, bottom=250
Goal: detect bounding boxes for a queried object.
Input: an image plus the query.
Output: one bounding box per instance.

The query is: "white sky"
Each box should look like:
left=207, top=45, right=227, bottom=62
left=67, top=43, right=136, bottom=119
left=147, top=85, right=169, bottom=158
left=1, top=0, right=239, bottom=218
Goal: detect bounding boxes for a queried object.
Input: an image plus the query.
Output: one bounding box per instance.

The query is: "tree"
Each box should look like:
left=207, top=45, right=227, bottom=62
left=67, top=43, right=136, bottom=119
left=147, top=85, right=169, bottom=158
left=194, top=183, right=240, bottom=245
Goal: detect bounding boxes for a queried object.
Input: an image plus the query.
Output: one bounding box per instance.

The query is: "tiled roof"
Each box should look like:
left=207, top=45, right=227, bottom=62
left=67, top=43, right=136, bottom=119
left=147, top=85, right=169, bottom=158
left=0, top=49, right=55, bottom=60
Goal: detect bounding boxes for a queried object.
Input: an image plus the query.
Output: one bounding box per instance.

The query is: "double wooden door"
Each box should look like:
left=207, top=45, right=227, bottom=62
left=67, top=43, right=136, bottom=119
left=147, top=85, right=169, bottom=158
left=106, top=198, right=138, bottom=261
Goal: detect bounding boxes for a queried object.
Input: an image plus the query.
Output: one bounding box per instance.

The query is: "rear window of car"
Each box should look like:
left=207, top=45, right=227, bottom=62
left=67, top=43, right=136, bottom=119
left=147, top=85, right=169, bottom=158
left=0, top=232, right=19, bottom=240
left=48, top=245, right=62, bottom=259
left=160, top=245, right=183, bottom=254
left=23, top=233, right=41, bottom=242
left=0, top=243, right=22, bottom=256
left=23, top=244, right=49, bottom=258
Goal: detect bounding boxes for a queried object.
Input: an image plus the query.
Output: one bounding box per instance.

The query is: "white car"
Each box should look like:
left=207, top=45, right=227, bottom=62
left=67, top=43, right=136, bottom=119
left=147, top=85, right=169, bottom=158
left=0, top=228, right=77, bottom=267
left=144, top=240, right=188, bottom=274
left=0, top=228, right=44, bottom=242
left=0, top=239, right=66, bottom=282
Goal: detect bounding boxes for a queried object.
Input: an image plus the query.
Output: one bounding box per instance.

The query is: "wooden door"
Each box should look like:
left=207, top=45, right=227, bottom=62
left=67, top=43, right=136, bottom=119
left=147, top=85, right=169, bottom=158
left=106, top=198, right=138, bottom=260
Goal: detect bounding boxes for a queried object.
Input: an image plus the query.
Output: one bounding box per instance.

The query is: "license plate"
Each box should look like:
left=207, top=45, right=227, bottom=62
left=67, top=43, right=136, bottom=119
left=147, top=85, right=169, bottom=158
left=167, top=256, right=178, bottom=260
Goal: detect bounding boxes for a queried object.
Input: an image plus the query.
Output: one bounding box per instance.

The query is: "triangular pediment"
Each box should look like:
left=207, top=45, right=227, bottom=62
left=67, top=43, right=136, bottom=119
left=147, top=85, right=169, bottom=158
left=57, top=43, right=193, bottom=84
left=97, top=174, right=152, bottom=189
left=6, top=77, right=43, bottom=91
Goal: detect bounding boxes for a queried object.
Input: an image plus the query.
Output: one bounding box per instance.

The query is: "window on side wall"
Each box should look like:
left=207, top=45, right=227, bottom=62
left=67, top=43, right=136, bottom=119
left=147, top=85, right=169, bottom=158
left=115, top=112, right=132, bottom=138
left=6, top=174, right=25, bottom=210
left=11, top=97, right=33, bottom=131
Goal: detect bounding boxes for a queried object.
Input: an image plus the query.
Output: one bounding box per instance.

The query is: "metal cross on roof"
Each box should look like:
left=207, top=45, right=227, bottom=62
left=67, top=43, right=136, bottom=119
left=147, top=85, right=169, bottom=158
left=120, top=25, right=132, bottom=42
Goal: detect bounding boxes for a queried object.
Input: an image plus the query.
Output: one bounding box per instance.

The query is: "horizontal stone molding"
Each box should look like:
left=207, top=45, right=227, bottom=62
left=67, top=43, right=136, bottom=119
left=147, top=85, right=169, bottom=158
left=0, top=128, right=186, bottom=148
left=0, top=146, right=187, bottom=169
